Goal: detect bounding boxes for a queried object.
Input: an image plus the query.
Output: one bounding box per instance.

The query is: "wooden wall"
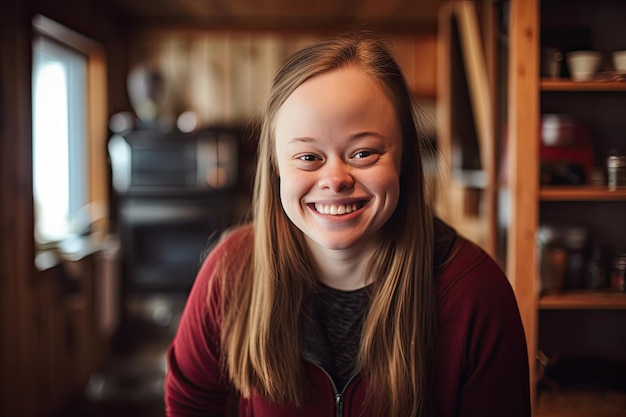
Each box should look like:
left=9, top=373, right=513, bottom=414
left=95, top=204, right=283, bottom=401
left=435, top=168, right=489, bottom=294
left=1, top=1, right=36, bottom=416
left=0, top=1, right=127, bottom=416
left=122, top=30, right=437, bottom=128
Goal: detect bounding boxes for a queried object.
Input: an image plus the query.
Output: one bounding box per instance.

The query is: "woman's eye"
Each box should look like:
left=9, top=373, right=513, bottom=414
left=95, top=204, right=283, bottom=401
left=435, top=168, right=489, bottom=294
left=298, top=154, right=320, bottom=162
left=350, top=149, right=381, bottom=166
left=353, top=150, right=374, bottom=159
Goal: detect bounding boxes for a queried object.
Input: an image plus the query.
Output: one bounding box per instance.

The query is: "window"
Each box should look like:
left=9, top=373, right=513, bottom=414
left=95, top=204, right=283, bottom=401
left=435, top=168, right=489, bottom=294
left=32, top=36, right=89, bottom=243
left=30, top=15, right=109, bottom=270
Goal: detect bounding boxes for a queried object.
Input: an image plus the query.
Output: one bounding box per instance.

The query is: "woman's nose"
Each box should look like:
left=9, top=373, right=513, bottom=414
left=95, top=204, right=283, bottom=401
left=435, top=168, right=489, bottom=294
left=317, top=158, right=354, bottom=192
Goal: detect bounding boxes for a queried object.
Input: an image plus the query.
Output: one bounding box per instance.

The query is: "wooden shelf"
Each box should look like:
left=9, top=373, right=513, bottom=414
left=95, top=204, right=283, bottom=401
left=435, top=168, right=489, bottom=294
left=540, top=186, right=626, bottom=201
left=539, top=291, right=626, bottom=310
left=536, top=389, right=626, bottom=417
left=541, top=79, right=626, bottom=92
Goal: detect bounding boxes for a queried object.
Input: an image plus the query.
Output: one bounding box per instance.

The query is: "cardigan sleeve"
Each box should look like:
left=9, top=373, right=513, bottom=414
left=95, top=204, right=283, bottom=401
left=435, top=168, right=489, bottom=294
left=438, top=238, right=531, bottom=417
left=164, top=234, right=237, bottom=417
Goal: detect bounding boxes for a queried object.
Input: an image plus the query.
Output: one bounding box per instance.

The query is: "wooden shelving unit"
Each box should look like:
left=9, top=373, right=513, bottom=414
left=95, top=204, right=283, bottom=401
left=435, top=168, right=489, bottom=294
left=539, top=291, right=626, bottom=310
left=541, top=79, right=626, bottom=92
left=540, top=187, right=626, bottom=201
left=536, top=389, right=626, bottom=417
left=507, top=1, right=626, bottom=416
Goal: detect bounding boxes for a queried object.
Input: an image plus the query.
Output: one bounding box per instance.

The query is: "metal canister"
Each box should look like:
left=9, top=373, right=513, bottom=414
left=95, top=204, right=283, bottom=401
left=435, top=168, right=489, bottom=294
left=607, top=155, right=626, bottom=191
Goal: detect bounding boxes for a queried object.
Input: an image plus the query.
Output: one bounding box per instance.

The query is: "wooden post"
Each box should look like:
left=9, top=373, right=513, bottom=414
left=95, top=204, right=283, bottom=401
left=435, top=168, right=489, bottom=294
left=506, top=0, right=539, bottom=408
left=0, top=0, right=37, bottom=416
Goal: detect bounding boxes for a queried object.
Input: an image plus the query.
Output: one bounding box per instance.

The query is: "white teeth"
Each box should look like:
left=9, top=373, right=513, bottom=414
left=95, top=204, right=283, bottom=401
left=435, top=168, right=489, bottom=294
left=314, top=203, right=360, bottom=215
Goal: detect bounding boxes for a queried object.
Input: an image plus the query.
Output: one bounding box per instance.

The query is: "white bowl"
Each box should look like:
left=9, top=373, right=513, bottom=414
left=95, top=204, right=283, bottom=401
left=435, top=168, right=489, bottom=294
left=566, top=51, right=602, bottom=81
left=613, top=50, right=626, bottom=73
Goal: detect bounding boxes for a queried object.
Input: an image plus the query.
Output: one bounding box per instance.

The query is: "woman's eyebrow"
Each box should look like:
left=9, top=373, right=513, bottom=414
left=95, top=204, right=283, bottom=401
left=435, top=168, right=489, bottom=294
left=350, top=131, right=385, bottom=141
left=285, top=132, right=386, bottom=146
left=286, top=136, right=315, bottom=144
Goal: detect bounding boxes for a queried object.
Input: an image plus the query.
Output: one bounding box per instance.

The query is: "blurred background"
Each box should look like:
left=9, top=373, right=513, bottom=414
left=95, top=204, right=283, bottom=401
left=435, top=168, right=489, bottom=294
left=4, top=0, right=626, bottom=416
left=3, top=1, right=452, bottom=416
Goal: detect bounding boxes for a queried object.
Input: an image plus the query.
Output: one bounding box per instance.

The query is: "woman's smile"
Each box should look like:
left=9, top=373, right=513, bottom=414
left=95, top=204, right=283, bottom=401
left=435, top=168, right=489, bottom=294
left=312, top=201, right=362, bottom=216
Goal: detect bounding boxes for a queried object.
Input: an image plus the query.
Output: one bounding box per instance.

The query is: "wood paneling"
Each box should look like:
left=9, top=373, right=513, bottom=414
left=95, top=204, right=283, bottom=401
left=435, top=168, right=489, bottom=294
left=104, top=0, right=444, bottom=33
left=0, top=1, right=37, bottom=416
left=1, top=1, right=124, bottom=416
left=128, top=31, right=437, bottom=126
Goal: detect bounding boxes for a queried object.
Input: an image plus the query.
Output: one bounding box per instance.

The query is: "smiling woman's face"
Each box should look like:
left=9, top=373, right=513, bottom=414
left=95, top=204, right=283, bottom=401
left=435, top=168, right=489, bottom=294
left=274, top=65, right=402, bottom=253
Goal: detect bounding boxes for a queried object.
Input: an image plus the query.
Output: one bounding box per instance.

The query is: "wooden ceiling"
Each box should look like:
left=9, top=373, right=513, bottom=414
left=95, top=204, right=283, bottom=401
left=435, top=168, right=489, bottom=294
left=104, top=0, right=448, bottom=33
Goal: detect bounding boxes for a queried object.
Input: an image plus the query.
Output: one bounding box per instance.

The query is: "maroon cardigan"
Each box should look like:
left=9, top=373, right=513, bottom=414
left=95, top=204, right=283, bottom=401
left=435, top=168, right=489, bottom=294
left=164, top=228, right=531, bottom=417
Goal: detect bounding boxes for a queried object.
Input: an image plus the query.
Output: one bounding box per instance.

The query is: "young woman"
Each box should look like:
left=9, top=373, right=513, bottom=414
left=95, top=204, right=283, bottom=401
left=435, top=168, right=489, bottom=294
left=164, top=32, right=531, bottom=417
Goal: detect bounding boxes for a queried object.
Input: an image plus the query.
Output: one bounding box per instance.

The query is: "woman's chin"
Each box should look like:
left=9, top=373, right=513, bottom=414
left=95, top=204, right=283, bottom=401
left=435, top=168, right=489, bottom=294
left=304, top=231, right=375, bottom=253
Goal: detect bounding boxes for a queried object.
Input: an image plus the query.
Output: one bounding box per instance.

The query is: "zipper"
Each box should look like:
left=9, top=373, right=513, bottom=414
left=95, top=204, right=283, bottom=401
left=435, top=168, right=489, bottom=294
left=305, top=359, right=359, bottom=417
left=335, top=392, right=344, bottom=417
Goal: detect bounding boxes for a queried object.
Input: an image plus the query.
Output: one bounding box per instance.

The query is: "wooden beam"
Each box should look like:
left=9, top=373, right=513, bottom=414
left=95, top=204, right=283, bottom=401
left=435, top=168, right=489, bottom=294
left=454, top=1, right=496, bottom=257
left=436, top=1, right=496, bottom=257
left=506, top=0, right=539, bottom=408
left=0, top=1, right=37, bottom=416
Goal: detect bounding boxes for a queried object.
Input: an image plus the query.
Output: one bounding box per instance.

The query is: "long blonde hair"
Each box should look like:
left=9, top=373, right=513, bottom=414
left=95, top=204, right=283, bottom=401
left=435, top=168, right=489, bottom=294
left=218, top=32, right=437, bottom=416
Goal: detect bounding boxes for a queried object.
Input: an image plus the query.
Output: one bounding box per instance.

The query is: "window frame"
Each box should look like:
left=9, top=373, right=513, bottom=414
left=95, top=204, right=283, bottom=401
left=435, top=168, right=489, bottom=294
left=32, top=15, right=109, bottom=263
